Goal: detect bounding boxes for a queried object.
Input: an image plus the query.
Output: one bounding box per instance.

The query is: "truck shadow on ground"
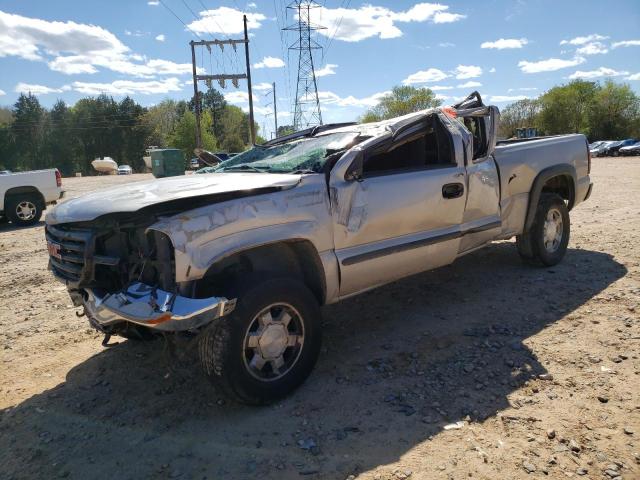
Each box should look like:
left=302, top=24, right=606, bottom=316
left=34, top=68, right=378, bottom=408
left=0, top=219, right=45, bottom=233
left=0, top=242, right=627, bottom=479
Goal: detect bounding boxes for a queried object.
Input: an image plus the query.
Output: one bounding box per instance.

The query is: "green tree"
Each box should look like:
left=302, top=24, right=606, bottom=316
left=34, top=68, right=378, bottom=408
left=276, top=125, right=295, bottom=137
left=0, top=107, right=12, bottom=125
left=361, top=86, right=442, bottom=122
left=219, top=105, right=251, bottom=151
left=167, top=109, right=216, bottom=159
left=46, top=100, right=77, bottom=174
left=117, top=96, right=149, bottom=171
left=538, top=80, right=599, bottom=135
left=498, top=98, right=542, bottom=138
left=587, top=80, right=640, bottom=140
left=143, top=99, right=187, bottom=148
left=11, top=93, right=46, bottom=171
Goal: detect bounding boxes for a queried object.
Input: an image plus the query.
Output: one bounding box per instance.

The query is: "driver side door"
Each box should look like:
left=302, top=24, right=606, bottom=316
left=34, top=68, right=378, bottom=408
left=328, top=120, right=467, bottom=297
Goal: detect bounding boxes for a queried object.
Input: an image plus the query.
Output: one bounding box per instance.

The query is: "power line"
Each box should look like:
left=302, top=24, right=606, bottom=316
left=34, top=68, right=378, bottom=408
left=158, top=0, right=203, bottom=39
left=323, top=0, right=350, bottom=62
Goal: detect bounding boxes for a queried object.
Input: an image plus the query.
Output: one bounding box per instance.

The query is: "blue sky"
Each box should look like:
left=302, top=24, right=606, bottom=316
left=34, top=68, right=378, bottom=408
left=0, top=0, right=639, bottom=138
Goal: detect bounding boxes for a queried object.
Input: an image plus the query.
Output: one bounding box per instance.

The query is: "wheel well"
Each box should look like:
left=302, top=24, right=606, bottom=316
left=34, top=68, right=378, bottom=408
left=196, top=240, right=327, bottom=305
left=541, top=174, right=575, bottom=210
left=5, top=186, right=45, bottom=208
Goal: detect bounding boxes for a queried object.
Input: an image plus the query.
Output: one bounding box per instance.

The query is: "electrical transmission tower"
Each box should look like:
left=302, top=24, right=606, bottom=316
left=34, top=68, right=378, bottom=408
left=284, top=0, right=325, bottom=130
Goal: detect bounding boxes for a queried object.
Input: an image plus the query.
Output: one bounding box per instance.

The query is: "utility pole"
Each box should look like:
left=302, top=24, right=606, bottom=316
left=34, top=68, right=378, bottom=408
left=190, top=41, right=201, bottom=149
left=243, top=15, right=256, bottom=144
left=189, top=15, right=256, bottom=149
left=271, top=82, right=278, bottom=136
left=284, top=0, right=325, bottom=130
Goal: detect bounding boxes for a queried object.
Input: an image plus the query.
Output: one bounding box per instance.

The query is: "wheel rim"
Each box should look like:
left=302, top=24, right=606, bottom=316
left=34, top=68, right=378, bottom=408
left=242, top=303, right=305, bottom=382
left=543, top=207, right=563, bottom=253
left=16, top=201, right=37, bottom=221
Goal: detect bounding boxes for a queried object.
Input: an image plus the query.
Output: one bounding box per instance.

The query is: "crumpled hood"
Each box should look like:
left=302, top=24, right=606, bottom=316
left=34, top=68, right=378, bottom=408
left=46, top=172, right=301, bottom=225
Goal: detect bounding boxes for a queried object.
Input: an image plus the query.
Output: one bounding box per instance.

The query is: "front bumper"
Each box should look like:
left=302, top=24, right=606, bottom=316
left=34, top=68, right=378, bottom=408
left=82, top=282, right=236, bottom=332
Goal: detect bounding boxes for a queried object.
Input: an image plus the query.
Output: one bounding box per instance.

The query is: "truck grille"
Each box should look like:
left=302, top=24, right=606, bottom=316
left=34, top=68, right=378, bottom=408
left=45, top=224, right=118, bottom=285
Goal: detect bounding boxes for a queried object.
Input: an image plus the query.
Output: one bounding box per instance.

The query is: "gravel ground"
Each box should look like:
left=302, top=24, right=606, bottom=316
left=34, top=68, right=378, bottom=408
left=0, top=158, right=638, bottom=480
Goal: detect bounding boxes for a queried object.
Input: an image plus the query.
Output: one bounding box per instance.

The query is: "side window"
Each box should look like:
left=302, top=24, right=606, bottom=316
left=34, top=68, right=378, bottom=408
left=463, top=117, right=488, bottom=160
left=363, top=121, right=455, bottom=176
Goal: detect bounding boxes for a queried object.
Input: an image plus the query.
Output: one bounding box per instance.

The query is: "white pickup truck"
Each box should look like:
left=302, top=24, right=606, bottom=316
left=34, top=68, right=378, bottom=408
left=45, top=92, right=592, bottom=404
left=1, top=169, right=64, bottom=226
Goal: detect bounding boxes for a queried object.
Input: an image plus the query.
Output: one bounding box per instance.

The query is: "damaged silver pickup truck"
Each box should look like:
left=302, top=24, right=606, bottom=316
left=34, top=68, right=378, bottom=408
left=45, top=92, right=593, bottom=404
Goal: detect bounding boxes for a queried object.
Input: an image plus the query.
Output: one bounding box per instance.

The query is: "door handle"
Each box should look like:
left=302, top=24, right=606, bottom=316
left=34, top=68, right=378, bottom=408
left=442, top=183, right=464, bottom=199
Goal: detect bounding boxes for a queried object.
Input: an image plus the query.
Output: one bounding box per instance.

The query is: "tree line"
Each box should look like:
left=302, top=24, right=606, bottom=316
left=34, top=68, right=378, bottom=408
left=498, top=80, right=640, bottom=140
left=1, top=79, right=638, bottom=174
left=0, top=89, right=263, bottom=175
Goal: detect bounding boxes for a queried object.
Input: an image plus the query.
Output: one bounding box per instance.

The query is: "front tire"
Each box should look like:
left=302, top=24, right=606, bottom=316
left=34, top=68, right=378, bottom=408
left=6, top=195, right=43, bottom=226
left=516, top=193, right=570, bottom=266
left=198, top=277, right=322, bottom=405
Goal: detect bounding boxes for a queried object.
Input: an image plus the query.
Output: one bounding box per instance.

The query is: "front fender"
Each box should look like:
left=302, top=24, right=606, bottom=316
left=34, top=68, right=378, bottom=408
left=146, top=176, right=335, bottom=282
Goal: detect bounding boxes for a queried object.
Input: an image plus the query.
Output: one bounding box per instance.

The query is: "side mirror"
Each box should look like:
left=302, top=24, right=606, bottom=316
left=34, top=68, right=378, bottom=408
left=344, top=152, right=363, bottom=181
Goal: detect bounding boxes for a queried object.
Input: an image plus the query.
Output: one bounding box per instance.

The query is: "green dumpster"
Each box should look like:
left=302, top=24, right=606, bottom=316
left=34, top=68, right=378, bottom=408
left=151, top=149, right=185, bottom=178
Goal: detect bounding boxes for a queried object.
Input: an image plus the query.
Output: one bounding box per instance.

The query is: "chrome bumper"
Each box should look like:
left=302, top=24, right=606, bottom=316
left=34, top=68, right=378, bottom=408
left=83, top=282, right=236, bottom=332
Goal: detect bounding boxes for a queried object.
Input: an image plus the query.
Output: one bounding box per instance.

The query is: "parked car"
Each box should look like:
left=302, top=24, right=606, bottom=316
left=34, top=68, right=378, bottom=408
left=1, top=169, right=64, bottom=226
left=190, top=158, right=200, bottom=169
left=619, top=141, right=640, bottom=156
left=117, top=165, right=133, bottom=175
left=45, top=92, right=592, bottom=404
left=0, top=170, right=11, bottom=175
left=602, top=139, right=637, bottom=156
left=590, top=141, right=614, bottom=157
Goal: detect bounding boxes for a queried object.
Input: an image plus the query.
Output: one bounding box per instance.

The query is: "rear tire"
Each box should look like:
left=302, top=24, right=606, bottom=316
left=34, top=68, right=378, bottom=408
left=516, top=193, right=570, bottom=266
left=198, top=277, right=322, bottom=405
left=6, top=194, right=43, bottom=226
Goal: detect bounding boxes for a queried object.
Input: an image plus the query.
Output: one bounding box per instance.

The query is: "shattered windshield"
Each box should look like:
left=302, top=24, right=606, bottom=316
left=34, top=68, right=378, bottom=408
left=213, top=132, right=360, bottom=174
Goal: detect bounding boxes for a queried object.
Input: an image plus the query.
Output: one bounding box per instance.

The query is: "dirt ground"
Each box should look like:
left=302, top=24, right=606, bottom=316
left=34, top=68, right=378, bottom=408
left=0, top=158, right=638, bottom=480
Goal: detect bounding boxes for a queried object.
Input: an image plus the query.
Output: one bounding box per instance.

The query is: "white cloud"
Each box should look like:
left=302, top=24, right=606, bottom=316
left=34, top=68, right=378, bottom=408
left=433, top=11, right=465, bottom=23
left=611, top=39, right=640, bottom=48
left=155, top=34, right=165, bottom=42
left=576, top=42, right=608, bottom=55
left=438, top=42, right=455, bottom=47
left=457, top=81, right=482, bottom=88
left=124, top=30, right=146, bottom=37
left=0, top=89, right=4, bottom=96
left=560, top=34, right=608, bottom=46
left=247, top=2, right=257, bottom=8
left=224, top=91, right=251, bottom=104
left=481, top=38, right=528, bottom=49
left=429, top=85, right=454, bottom=91
left=508, top=87, right=538, bottom=92
left=454, top=65, right=482, bottom=79
left=626, top=73, right=640, bottom=81
left=252, top=82, right=273, bottom=91
left=187, top=7, right=266, bottom=35
left=315, top=3, right=465, bottom=43
left=315, top=63, right=338, bottom=77
left=253, top=56, right=285, bottom=69
left=518, top=56, right=585, bottom=73
left=14, top=82, right=65, bottom=95
left=489, top=95, right=529, bottom=102
left=0, top=11, right=196, bottom=78
left=568, top=67, right=629, bottom=79
left=402, top=68, right=449, bottom=84
left=147, top=1, right=159, bottom=5
left=489, top=67, right=496, bottom=73
left=317, top=90, right=391, bottom=108
left=71, top=77, right=182, bottom=95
